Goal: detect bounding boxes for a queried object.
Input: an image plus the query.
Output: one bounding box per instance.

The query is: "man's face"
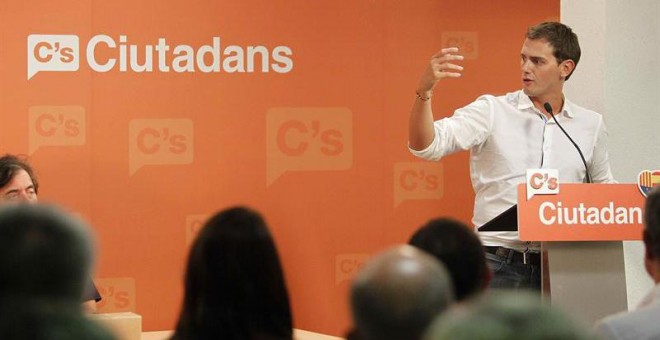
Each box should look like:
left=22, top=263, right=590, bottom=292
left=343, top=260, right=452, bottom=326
left=0, top=169, right=38, bottom=204
left=520, top=38, right=567, bottom=100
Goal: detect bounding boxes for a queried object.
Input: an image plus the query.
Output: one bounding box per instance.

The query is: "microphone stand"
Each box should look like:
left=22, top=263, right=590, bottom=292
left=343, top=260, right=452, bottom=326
left=543, top=102, right=592, bottom=184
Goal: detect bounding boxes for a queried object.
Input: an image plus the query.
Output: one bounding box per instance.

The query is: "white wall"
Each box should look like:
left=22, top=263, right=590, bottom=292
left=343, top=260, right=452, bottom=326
left=562, top=0, right=660, bottom=310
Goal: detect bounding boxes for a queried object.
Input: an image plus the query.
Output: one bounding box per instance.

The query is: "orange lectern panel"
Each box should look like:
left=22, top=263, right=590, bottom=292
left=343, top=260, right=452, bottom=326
left=518, top=184, right=645, bottom=241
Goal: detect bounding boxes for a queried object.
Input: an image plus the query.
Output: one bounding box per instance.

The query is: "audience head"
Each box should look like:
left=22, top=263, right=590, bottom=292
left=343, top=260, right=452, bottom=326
left=350, top=245, right=454, bottom=340
left=409, top=217, right=490, bottom=301
left=424, top=291, right=594, bottom=340
left=0, top=154, right=39, bottom=204
left=0, top=204, right=111, bottom=339
left=173, top=206, right=293, bottom=340
left=643, top=187, right=660, bottom=282
left=0, top=204, right=93, bottom=303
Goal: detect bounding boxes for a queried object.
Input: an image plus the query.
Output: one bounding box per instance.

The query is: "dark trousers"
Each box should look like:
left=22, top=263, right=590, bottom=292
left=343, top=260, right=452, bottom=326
left=485, top=251, right=541, bottom=291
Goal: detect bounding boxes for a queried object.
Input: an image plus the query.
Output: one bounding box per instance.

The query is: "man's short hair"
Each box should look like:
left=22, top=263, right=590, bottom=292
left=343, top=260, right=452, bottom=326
left=526, top=22, right=581, bottom=80
left=0, top=204, right=93, bottom=302
left=0, top=154, right=39, bottom=194
left=409, top=218, right=488, bottom=301
left=424, top=292, right=594, bottom=340
left=351, top=245, right=454, bottom=340
left=644, top=188, right=660, bottom=258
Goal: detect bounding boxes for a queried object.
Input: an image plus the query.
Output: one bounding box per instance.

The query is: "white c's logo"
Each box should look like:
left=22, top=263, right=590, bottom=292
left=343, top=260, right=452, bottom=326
left=27, top=34, right=80, bottom=80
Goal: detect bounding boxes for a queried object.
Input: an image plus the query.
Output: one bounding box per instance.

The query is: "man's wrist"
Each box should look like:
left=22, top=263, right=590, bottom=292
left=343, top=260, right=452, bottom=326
left=416, top=90, right=433, bottom=101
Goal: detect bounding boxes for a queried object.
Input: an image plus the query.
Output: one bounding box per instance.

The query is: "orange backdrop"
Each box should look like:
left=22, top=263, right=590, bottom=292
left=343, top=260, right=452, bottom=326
left=0, top=1, right=558, bottom=335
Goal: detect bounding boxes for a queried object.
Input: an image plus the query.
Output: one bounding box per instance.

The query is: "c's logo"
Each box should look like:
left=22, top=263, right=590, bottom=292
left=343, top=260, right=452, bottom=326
left=526, top=169, right=559, bottom=200
left=441, top=32, right=479, bottom=60
left=95, top=277, right=136, bottom=313
left=266, top=107, right=352, bottom=186
left=128, top=119, right=194, bottom=175
left=393, top=162, right=443, bottom=207
left=29, top=106, right=85, bottom=154
left=28, top=35, right=79, bottom=80
left=335, top=254, right=369, bottom=285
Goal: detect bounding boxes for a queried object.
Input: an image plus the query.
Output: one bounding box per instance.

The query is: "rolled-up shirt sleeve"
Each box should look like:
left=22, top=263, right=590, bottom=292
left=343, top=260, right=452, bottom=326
left=409, top=96, right=493, bottom=161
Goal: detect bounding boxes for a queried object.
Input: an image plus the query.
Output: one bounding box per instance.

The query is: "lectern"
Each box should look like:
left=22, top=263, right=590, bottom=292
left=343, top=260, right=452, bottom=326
left=479, top=183, right=645, bottom=325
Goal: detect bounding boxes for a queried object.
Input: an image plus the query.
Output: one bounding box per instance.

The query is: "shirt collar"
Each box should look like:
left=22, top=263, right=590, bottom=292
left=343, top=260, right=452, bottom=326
left=516, top=90, right=575, bottom=119
left=562, top=98, right=575, bottom=119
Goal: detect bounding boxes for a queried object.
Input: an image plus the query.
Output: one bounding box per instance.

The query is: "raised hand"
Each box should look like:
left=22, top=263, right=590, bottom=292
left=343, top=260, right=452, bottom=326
left=417, top=47, right=465, bottom=95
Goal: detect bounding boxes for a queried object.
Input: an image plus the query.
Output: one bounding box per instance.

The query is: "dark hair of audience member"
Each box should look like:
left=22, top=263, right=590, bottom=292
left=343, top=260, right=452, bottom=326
left=644, top=187, right=660, bottom=258
left=172, top=206, right=293, bottom=340
left=0, top=154, right=39, bottom=194
left=409, top=218, right=488, bottom=301
left=0, top=204, right=90, bottom=302
left=0, top=204, right=114, bottom=340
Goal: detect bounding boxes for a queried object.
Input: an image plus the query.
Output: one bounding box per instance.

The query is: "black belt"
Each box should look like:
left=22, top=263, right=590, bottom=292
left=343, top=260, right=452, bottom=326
left=484, top=246, right=541, bottom=266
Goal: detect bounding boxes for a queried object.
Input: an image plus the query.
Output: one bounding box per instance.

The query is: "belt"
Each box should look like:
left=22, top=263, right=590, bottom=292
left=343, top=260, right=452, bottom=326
left=484, top=246, right=541, bottom=266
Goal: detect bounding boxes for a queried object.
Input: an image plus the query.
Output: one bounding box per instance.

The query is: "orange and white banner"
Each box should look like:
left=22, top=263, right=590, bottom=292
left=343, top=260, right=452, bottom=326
left=1, top=1, right=559, bottom=335
left=518, top=184, right=645, bottom=241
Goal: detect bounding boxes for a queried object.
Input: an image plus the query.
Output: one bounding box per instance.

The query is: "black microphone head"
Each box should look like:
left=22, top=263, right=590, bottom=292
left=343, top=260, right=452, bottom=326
left=543, top=102, right=553, bottom=114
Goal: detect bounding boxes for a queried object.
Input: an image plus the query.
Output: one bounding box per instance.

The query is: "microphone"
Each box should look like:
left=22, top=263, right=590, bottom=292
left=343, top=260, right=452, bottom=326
left=543, top=102, right=591, bottom=183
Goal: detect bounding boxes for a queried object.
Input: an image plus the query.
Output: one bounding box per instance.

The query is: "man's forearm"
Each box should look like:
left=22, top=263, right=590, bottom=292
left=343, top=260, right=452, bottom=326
left=408, top=91, right=436, bottom=151
left=408, top=47, right=463, bottom=151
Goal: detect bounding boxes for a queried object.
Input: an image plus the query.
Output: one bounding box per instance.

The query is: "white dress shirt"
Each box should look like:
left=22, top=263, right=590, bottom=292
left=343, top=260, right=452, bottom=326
left=594, top=283, right=660, bottom=340
left=410, top=90, right=615, bottom=251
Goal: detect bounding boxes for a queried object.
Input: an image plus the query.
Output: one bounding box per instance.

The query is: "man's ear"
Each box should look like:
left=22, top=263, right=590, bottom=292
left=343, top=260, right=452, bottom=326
left=560, top=59, right=576, bottom=80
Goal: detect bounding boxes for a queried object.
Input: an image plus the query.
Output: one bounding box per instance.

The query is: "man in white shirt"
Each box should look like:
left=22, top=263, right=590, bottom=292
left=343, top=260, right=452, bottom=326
left=408, top=22, right=615, bottom=290
left=594, top=188, right=660, bottom=340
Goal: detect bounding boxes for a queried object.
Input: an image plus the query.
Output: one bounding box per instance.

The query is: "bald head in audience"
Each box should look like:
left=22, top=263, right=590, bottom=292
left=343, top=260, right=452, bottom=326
left=350, top=245, right=454, bottom=340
